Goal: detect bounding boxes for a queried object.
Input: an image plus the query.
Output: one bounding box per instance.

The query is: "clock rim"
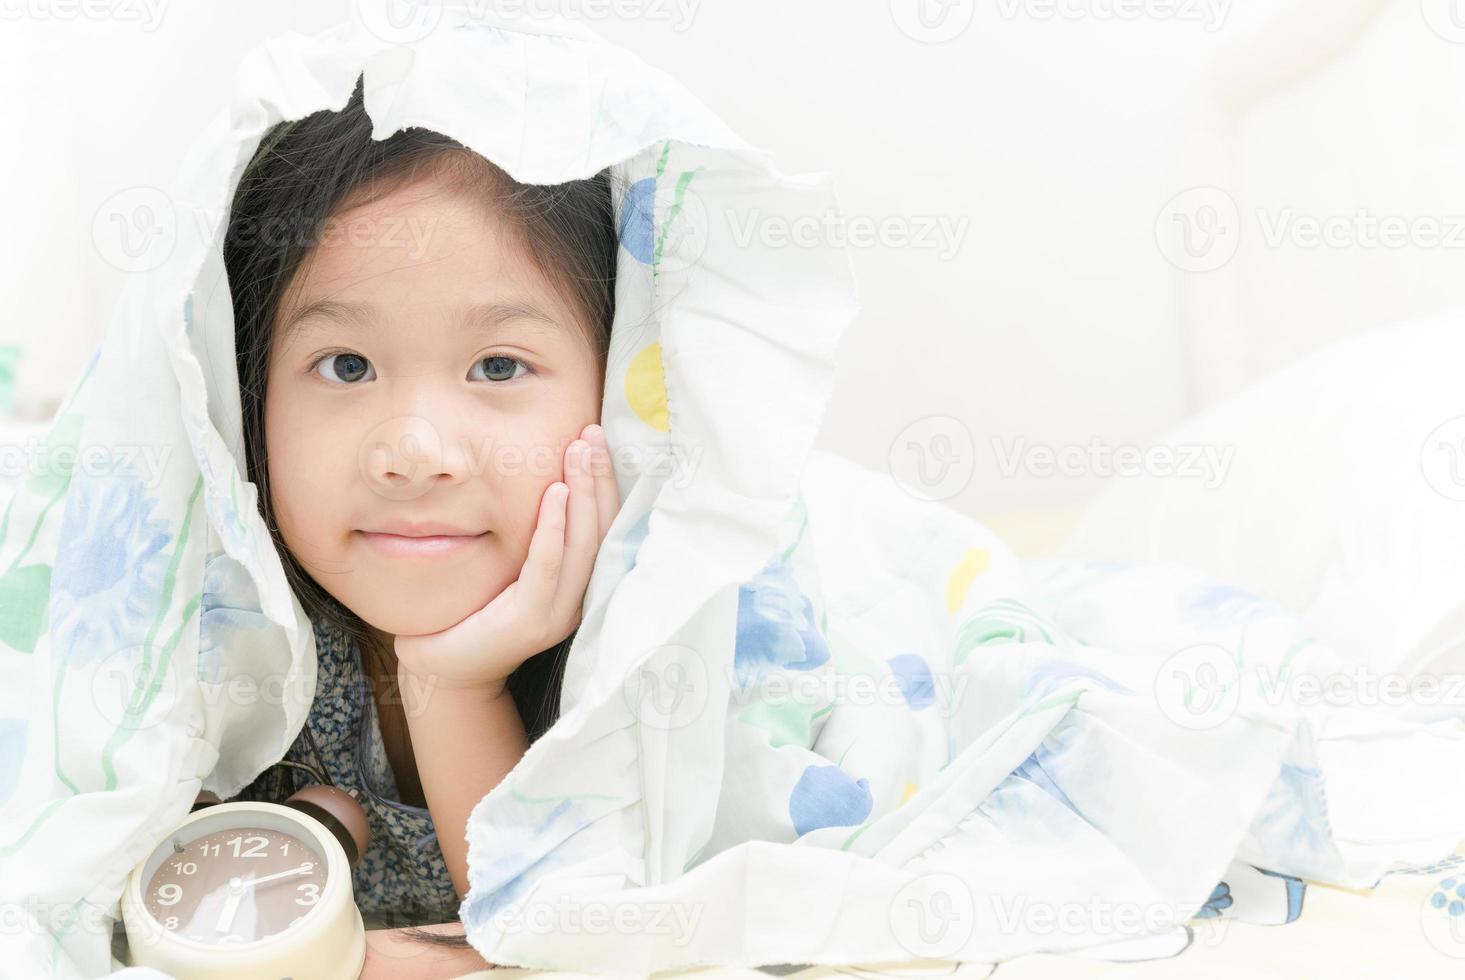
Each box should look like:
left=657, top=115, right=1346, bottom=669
left=126, top=800, right=351, bottom=953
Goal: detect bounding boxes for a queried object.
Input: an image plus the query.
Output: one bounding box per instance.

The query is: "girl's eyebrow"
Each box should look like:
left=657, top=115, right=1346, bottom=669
left=281, top=298, right=562, bottom=344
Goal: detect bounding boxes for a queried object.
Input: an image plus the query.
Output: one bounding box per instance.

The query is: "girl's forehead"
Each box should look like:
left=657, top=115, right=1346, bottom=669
left=278, top=205, right=564, bottom=328
left=333, top=158, right=505, bottom=227
left=279, top=295, right=568, bottom=347
left=272, top=260, right=588, bottom=361
left=267, top=156, right=606, bottom=358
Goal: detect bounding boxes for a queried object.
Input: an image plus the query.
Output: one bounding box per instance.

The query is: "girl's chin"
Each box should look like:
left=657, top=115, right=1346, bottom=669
left=355, top=586, right=505, bottom=638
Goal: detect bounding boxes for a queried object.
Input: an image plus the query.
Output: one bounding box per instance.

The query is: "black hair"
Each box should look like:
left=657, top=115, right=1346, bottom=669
left=223, top=74, right=618, bottom=951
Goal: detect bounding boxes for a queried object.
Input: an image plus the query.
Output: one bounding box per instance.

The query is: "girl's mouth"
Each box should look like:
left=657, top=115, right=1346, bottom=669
left=355, top=530, right=490, bottom=559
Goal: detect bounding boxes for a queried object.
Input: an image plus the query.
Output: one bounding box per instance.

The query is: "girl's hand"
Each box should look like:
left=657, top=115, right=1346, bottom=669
left=392, top=423, right=618, bottom=699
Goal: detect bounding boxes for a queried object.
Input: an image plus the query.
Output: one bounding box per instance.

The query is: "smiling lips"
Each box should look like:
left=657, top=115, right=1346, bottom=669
left=356, top=529, right=489, bottom=559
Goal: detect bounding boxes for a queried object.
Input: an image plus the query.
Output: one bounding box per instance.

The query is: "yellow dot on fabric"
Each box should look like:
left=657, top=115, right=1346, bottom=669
left=946, top=547, right=991, bottom=614
left=625, top=342, right=670, bottom=432
left=899, top=781, right=919, bottom=807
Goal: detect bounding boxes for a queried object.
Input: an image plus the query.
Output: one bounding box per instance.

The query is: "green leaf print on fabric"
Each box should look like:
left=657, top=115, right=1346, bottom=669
left=953, top=597, right=1057, bottom=666
left=0, top=564, right=52, bottom=653
left=0, top=411, right=84, bottom=653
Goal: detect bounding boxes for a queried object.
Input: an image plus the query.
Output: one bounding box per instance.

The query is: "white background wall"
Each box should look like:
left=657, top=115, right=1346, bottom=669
left=4, top=0, right=1465, bottom=523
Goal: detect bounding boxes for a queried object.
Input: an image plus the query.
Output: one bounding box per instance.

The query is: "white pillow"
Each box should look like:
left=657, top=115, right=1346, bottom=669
left=1061, top=309, right=1465, bottom=677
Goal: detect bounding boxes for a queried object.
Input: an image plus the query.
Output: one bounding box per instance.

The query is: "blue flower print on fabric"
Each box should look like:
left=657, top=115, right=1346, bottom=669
left=462, top=800, right=585, bottom=927
left=1017, top=656, right=1134, bottom=703
left=1256, top=867, right=1306, bottom=923
left=621, top=510, right=651, bottom=573
left=0, top=716, right=27, bottom=807
left=1179, top=582, right=1282, bottom=630
left=1196, top=880, right=1233, bottom=918
left=887, top=653, right=936, bottom=711
left=619, top=176, right=658, bottom=265
left=789, top=763, right=874, bottom=837
left=197, top=551, right=270, bottom=685
left=734, top=556, right=830, bottom=689
left=1013, top=745, right=1082, bottom=819
left=50, top=468, right=174, bottom=670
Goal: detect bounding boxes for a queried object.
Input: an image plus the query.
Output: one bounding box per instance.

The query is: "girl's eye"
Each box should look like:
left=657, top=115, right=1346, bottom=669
left=309, top=352, right=531, bottom=385
left=314, top=351, right=374, bottom=384
left=470, top=355, right=531, bottom=384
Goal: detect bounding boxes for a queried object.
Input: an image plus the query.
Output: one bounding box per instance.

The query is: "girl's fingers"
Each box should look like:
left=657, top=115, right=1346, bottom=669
left=587, top=425, right=619, bottom=544
left=551, top=440, right=599, bottom=624
left=517, top=480, right=568, bottom=617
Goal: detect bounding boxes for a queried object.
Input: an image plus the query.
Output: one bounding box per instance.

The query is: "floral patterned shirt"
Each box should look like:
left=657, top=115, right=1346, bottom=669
left=226, top=618, right=462, bottom=927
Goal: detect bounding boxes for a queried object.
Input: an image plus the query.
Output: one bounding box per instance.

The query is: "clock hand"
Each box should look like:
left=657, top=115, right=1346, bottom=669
left=237, top=862, right=315, bottom=889
left=216, top=887, right=243, bottom=934
left=210, top=864, right=314, bottom=938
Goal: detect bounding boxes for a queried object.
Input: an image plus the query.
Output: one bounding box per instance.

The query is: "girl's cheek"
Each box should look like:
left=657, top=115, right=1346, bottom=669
left=269, top=412, right=343, bottom=510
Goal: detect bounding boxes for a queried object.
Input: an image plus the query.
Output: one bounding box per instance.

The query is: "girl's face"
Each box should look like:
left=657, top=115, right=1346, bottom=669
left=265, top=164, right=605, bottom=642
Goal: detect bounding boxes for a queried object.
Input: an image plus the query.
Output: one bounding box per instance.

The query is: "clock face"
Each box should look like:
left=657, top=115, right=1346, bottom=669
left=143, top=827, right=330, bottom=946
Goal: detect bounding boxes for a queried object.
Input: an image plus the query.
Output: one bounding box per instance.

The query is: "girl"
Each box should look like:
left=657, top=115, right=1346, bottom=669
left=221, top=75, right=622, bottom=967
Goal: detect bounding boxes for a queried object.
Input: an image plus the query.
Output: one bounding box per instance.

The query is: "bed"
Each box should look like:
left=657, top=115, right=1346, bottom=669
left=454, top=838, right=1465, bottom=977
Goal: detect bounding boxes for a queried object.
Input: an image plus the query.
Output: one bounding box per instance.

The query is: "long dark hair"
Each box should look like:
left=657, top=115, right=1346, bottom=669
left=223, top=75, right=617, bottom=948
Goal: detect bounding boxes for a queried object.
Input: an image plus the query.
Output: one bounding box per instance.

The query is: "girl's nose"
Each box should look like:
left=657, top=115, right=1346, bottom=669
left=357, top=412, right=468, bottom=500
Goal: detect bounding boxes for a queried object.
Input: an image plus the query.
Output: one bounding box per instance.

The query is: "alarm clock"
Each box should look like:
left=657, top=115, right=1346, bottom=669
left=120, top=780, right=372, bottom=980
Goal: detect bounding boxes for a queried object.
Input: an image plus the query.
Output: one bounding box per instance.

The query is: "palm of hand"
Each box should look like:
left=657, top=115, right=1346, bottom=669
left=392, top=423, right=619, bottom=696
